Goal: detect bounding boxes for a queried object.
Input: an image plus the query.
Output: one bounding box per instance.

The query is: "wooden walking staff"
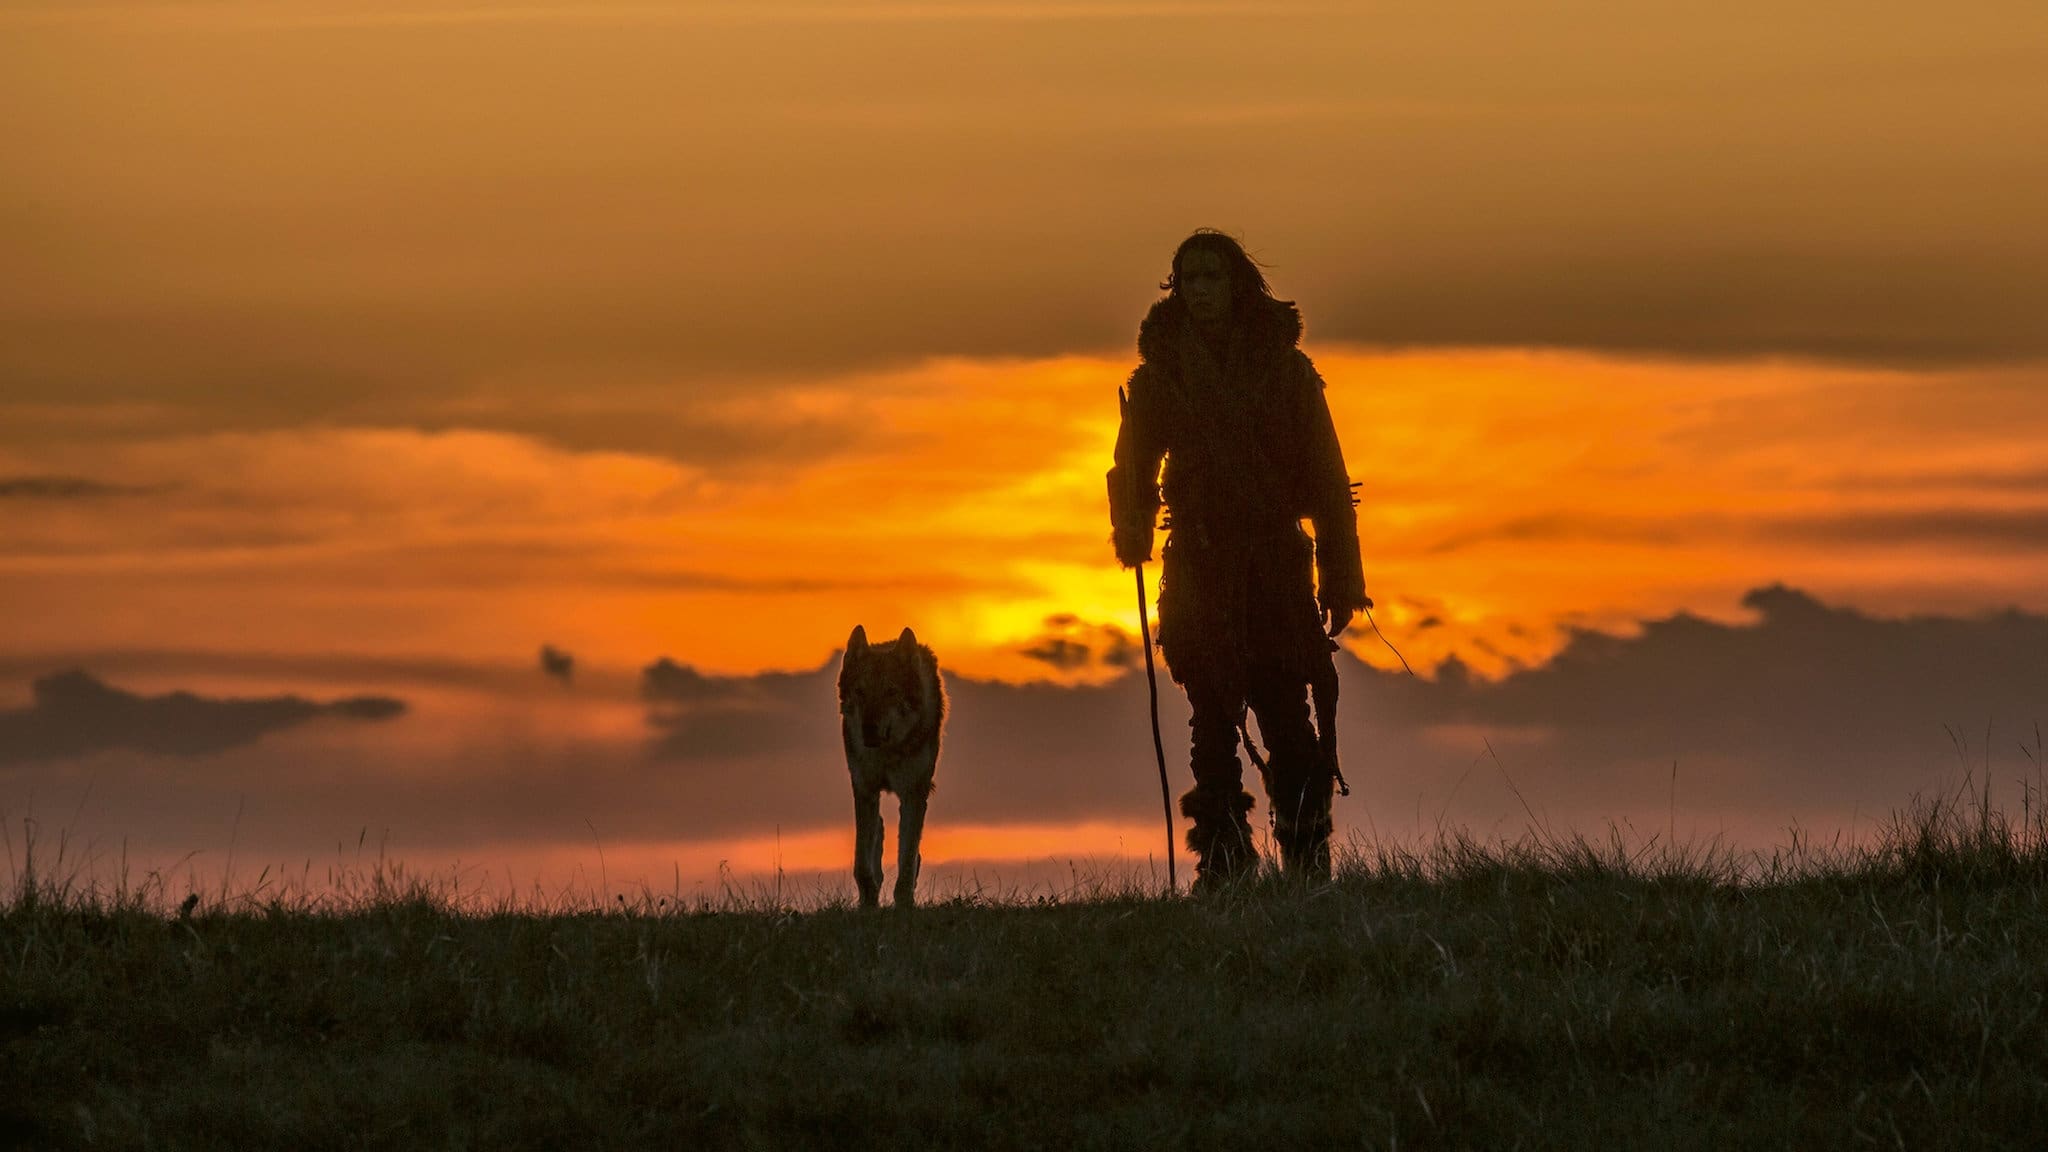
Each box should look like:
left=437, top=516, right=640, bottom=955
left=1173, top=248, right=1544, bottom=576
left=1136, top=562, right=1175, bottom=894
left=1117, top=386, right=1176, bottom=894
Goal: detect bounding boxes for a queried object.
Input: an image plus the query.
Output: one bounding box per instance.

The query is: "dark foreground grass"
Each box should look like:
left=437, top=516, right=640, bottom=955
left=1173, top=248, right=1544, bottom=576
left=6, top=787, right=2048, bottom=1150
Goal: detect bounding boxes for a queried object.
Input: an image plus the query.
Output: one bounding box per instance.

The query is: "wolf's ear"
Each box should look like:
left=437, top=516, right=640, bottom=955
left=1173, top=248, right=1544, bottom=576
left=848, top=624, right=869, bottom=655
left=897, top=626, right=918, bottom=651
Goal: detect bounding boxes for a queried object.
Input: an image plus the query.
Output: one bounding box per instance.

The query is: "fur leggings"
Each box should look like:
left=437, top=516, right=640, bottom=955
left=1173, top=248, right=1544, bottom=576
left=1180, top=665, right=1334, bottom=882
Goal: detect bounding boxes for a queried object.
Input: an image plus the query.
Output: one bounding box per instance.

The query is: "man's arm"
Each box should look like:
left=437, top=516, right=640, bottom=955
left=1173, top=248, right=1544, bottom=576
left=1297, top=352, right=1367, bottom=629
left=1106, top=365, right=1166, bottom=568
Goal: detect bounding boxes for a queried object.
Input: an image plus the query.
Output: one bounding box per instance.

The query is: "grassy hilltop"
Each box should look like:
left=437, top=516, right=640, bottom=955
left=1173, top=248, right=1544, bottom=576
left=5, top=788, right=2048, bottom=1150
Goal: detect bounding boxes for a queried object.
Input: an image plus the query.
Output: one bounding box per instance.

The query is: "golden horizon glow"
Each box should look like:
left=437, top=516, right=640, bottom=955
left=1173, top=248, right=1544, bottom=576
left=7, top=348, right=2047, bottom=687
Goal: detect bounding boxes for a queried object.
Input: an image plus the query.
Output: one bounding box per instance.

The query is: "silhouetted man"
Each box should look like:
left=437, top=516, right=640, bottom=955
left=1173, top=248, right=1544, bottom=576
left=1108, top=230, right=1367, bottom=890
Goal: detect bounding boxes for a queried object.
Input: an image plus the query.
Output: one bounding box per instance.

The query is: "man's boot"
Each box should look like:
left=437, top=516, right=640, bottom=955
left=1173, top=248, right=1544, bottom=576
left=1182, top=688, right=1258, bottom=893
left=1268, top=751, right=1334, bottom=884
left=1272, top=784, right=1333, bottom=883
left=1182, top=783, right=1258, bottom=894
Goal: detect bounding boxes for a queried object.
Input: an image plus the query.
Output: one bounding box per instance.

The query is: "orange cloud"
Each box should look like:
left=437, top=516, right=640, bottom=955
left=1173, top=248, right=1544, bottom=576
left=5, top=350, right=2048, bottom=685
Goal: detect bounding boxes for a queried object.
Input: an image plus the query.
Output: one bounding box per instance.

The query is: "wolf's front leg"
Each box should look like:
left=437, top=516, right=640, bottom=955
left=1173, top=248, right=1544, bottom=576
left=894, top=783, right=930, bottom=909
left=852, top=787, right=884, bottom=909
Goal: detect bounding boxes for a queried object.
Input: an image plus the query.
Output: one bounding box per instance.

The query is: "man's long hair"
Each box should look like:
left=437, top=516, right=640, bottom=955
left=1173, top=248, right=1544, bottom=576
left=1159, top=229, right=1290, bottom=313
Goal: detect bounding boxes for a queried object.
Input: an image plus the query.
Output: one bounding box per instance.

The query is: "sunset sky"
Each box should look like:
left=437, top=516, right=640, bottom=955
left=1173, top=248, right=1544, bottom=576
left=4, top=0, right=2046, bottom=897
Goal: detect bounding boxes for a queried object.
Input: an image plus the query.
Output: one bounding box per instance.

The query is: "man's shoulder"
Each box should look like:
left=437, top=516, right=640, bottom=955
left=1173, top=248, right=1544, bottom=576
left=1126, top=359, right=1163, bottom=400
left=1292, top=348, right=1326, bottom=389
left=1122, top=361, right=1178, bottom=430
left=1277, top=349, right=1329, bottom=407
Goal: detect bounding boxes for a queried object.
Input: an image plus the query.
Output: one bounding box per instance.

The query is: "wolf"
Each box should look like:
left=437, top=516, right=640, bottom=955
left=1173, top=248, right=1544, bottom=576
left=838, top=625, right=946, bottom=909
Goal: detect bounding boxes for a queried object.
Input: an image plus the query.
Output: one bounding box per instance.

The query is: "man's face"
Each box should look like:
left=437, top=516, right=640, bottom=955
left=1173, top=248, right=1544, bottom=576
left=1179, top=248, right=1232, bottom=326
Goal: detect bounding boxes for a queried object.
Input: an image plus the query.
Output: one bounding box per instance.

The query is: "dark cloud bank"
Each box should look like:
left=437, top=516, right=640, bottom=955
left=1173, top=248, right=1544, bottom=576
left=6, top=588, right=2044, bottom=865
left=637, top=586, right=2048, bottom=840
left=0, top=671, right=404, bottom=766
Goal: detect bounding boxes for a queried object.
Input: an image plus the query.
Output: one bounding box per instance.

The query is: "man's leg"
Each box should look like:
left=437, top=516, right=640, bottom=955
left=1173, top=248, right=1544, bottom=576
left=1248, top=670, right=1332, bottom=883
left=1157, top=531, right=1260, bottom=891
left=1181, top=675, right=1259, bottom=892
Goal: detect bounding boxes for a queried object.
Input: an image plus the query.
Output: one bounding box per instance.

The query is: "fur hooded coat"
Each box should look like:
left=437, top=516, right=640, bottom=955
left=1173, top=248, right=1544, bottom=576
left=1107, top=294, right=1367, bottom=617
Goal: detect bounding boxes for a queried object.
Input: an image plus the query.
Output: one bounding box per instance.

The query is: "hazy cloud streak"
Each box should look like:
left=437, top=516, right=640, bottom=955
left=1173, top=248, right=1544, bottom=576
left=0, top=1, right=1338, bottom=30
left=0, top=475, right=155, bottom=500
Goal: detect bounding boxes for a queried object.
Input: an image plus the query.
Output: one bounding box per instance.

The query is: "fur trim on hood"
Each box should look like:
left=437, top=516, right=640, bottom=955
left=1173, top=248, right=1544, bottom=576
left=1137, top=295, right=1303, bottom=367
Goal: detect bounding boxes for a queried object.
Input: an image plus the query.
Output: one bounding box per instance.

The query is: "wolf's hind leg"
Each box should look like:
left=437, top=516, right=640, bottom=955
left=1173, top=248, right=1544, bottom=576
left=852, top=788, right=884, bottom=909
left=893, top=782, right=931, bottom=909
